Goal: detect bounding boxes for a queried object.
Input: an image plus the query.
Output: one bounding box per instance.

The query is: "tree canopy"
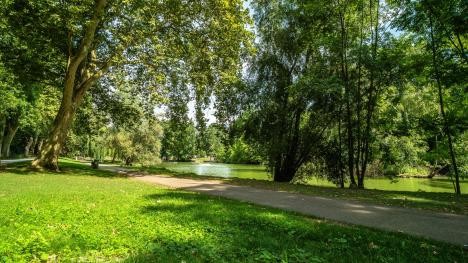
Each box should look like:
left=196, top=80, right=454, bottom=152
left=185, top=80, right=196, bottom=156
left=0, top=0, right=466, bottom=194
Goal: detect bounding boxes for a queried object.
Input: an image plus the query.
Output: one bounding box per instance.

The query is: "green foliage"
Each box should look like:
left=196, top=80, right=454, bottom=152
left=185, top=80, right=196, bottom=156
left=160, top=77, right=198, bottom=161
left=454, top=131, right=468, bottom=178
left=161, top=122, right=197, bottom=161
left=377, top=134, right=428, bottom=175
left=205, top=125, right=227, bottom=161
left=0, top=0, right=465, bottom=195
left=0, top=162, right=465, bottom=261
left=20, top=86, right=61, bottom=134
left=107, top=120, right=163, bottom=165
left=0, top=61, right=21, bottom=116
left=223, top=137, right=262, bottom=164
left=245, top=0, right=346, bottom=182
left=0, top=0, right=252, bottom=168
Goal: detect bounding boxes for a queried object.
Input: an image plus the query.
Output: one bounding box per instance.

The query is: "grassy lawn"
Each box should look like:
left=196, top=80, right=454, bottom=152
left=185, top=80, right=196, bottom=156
left=142, top=166, right=468, bottom=215
left=0, top=162, right=466, bottom=262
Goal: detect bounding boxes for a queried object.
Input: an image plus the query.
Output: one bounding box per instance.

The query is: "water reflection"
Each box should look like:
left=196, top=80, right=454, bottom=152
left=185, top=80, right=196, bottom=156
left=159, top=162, right=467, bottom=193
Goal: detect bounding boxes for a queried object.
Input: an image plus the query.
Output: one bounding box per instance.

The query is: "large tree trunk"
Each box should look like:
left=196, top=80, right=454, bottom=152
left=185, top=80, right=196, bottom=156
left=31, top=0, right=108, bottom=170
left=272, top=107, right=303, bottom=183
left=32, top=96, right=77, bottom=170
left=273, top=161, right=297, bottom=182
left=1, top=117, right=20, bottom=158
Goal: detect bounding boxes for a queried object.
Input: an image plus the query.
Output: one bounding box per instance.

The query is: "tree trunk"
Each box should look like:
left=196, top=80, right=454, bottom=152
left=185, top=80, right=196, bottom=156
left=339, top=9, right=357, bottom=189
left=31, top=0, right=108, bottom=170
left=338, top=104, right=344, bottom=188
left=1, top=117, right=20, bottom=158
left=0, top=115, right=5, bottom=159
left=32, top=98, right=77, bottom=170
left=31, top=133, right=39, bottom=155
left=357, top=0, right=380, bottom=189
left=355, top=0, right=365, bottom=186
left=37, top=139, right=44, bottom=153
left=428, top=14, right=461, bottom=195
left=111, top=149, right=117, bottom=163
left=273, top=162, right=296, bottom=182
left=24, top=136, right=33, bottom=157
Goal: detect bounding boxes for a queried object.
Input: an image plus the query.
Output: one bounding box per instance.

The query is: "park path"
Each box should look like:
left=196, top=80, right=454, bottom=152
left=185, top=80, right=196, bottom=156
left=4, top=160, right=467, bottom=246
left=0, top=158, right=33, bottom=164
left=97, top=166, right=468, bottom=247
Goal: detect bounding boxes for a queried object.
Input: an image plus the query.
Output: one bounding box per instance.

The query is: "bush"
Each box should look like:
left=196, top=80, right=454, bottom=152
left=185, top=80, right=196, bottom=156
left=223, top=137, right=262, bottom=164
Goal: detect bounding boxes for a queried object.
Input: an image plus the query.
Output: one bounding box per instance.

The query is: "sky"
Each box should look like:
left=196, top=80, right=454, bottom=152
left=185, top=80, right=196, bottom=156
left=154, top=95, right=217, bottom=124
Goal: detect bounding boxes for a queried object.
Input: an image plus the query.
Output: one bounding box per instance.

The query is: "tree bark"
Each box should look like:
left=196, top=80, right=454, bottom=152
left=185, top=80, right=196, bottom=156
left=37, top=139, right=44, bottom=153
left=338, top=8, right=357, bottom=188
left=32, top=0, right=108, bottom=170
left=32, top=99, right=77, bottom=170
left=355, top=0, right=365, bottom=186
left=0, top=115, right=5, bottom=159
left=24, top=136, right=33, bottom=157
left=111, top=149, right=118, bottom=163
left=273, top=161, right=297, bottom=182
left=338, top=103, right=344, bottom=188
left=1, top=117, right=20, bottom=158
left=31, top=133, right=39, bottom=155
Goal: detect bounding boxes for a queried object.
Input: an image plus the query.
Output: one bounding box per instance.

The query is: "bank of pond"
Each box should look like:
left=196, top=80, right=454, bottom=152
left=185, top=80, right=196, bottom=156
left=158, top=162, right=467, bottom=193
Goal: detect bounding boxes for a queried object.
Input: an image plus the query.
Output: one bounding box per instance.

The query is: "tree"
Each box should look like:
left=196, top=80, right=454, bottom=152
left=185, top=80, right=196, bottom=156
left=246, top=0, right=343, bottom=182
left=160, top=74, right=197, bottom=161
left=391, top=0, right=467, bottom=194
left=0, top=0, right=64, bottom=158
left=205, top=125, right=227, bottom=161
left=1, top=0, right=251, bottom=170
left=0, top=61, right=21, bottom=159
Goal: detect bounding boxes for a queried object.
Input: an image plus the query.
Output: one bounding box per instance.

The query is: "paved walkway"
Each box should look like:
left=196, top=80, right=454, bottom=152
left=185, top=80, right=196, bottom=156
left=0, top=158, right=33, bottom=164
left=5, top=160, right=467, bottom=246
left=132, top=175, right=468, bottom=246
left=100, top=165, right=468, bottom=246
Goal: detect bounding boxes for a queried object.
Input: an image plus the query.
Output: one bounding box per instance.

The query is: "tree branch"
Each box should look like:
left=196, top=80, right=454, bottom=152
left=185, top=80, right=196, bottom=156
left=71, top=0, right=107, bottom=68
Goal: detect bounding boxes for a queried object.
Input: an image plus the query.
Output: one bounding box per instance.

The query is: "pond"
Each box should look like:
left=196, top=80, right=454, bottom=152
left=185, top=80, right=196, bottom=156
left=159, top=162, right=468, bottom=193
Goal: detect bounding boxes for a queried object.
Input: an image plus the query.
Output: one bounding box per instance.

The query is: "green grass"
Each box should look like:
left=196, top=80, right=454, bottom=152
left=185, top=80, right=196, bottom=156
left=142, top=166, right=468, bottom=215
left=0, top=162, right=466, bottom=262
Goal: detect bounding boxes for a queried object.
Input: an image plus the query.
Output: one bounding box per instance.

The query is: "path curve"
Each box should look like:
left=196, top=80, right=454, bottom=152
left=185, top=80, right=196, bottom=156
left=133, top=174, right=468, bottom=246
left=25, top=161, right=466, bottom=247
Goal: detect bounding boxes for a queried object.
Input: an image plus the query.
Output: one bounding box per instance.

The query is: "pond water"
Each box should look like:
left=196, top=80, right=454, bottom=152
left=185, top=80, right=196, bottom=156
left=159, top=162, right=468, bottom=193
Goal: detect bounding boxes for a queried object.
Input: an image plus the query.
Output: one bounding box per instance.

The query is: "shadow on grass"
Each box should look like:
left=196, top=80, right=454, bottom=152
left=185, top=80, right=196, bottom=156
left=420, top=179, right=459, bottom=190
left=123, top=191, right=465, bottom=262
left=2, top=159, right=126, bottom=178
left=127, top=191, right=319, bottom=262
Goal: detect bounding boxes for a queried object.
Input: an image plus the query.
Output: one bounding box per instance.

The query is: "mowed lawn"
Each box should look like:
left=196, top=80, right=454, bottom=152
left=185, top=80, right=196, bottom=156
left=0, top=164, right=465, bottom=262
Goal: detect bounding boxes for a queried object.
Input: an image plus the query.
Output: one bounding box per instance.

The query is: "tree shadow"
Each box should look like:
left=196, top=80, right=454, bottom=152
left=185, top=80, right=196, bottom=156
left=420, top=180, right=458, bottom=190
left=2, top=160, right=126, bottom=178
left=118, top=190, right=465, bottom=262
left=129, top=191, right=330, bottom=262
